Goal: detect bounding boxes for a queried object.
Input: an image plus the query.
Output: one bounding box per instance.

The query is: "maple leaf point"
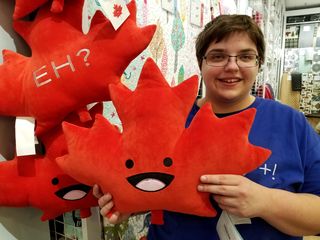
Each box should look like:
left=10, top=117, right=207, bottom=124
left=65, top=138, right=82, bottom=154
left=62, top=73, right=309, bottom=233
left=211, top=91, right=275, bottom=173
left=13, top=0, right=64, bottom=20
left=113, top=4, right=123, bottom=18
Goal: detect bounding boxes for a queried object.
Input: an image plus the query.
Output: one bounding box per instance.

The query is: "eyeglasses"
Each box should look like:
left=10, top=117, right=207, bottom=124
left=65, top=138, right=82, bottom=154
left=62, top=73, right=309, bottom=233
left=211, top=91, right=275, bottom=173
left=203, top=53, right=260, bottom=68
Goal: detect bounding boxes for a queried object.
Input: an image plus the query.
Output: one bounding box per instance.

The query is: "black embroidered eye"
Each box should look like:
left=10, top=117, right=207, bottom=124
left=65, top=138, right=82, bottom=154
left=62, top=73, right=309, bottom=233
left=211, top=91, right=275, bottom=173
left=125, top=159, right=134, bottom=169
left=51, top=177, right=59, bottom=185
left=163, top=157, right=173, bottom=167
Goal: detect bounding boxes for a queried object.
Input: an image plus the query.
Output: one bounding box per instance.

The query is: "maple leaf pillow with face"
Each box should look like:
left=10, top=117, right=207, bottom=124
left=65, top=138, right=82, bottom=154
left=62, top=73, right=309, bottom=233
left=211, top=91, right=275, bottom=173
left=0, top=104, right=103, bottom=221
left=56, top=58, right=271, bottom=223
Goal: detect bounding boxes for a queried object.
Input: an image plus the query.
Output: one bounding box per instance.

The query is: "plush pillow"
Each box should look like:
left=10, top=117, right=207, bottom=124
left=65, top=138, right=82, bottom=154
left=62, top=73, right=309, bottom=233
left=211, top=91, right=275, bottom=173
left=0, top=0, right=156, bottom=135
left=13, top=0, right=64, bottom=20
left=57, top=58, right=271, bottom=223
left=0, top=104, right=103, bottom=221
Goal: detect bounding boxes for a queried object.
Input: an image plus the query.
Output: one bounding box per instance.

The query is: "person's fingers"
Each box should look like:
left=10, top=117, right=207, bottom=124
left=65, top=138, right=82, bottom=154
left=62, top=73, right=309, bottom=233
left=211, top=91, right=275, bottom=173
left=198, top=184, right=239, bottom=197
left=217, top=203, right=238, bottom=214
left=213, top=194, right=238, bottom=207
left=98, top=193, right=112, bottom=208
left=93, top=184, right=103, bottom=198
left=108, top=211, right=121, bottom=224
left=200, top=174, right=242, bottom=185
left=100, top=200, right=114, bottom=216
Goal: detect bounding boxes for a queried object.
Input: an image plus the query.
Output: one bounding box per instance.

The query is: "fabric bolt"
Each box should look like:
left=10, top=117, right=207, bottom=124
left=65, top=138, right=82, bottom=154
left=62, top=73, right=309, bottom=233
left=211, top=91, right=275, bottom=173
left=279, top=73, right=301, bottom=110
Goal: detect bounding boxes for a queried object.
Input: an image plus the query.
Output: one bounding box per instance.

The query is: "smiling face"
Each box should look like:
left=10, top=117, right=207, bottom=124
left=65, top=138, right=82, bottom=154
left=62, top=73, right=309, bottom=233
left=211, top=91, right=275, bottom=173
left=201, top=32, right=260, bottom=113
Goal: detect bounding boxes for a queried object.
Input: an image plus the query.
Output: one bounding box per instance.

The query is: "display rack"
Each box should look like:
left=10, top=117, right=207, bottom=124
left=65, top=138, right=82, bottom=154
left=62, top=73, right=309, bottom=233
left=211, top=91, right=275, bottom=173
left=283, top=7, right=320, bottom=118
left=249, top=0, right=286, bottom=99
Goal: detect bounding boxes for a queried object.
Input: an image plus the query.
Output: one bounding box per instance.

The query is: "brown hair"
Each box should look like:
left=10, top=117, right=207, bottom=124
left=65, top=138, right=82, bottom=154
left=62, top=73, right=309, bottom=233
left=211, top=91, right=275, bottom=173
left=195, top=15, right=265, bottom=68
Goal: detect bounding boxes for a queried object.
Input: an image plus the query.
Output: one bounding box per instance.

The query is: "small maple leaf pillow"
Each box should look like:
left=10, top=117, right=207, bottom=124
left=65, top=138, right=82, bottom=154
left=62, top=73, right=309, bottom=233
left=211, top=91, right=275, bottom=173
left=0, top=0, right=155, bottom=135
left=57, top=58, right=271, bottom=222
left=0, top=103, right=103, bottom=221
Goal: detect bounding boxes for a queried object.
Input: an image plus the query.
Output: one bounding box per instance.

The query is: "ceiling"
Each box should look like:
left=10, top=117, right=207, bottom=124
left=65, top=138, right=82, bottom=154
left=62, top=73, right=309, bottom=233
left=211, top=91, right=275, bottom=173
left=285, top=0, right=320, bottom=10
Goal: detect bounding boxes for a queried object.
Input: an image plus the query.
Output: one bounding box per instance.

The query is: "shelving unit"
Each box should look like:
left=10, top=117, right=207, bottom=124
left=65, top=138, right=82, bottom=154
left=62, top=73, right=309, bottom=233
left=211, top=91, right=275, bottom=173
left=249, top=0, right=286, bottom=99
left=283, top=7, right=320, bottom=118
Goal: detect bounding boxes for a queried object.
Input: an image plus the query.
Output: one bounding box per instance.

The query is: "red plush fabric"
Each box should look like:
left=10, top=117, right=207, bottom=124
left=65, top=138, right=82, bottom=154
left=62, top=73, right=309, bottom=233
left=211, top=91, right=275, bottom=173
left=0, top=0, right=155, bottom=135
left=13, top=0, right=64, bottom=20
left=0, top=104, right=103, bottom=221
left=57, top=58, right=271, bottom=221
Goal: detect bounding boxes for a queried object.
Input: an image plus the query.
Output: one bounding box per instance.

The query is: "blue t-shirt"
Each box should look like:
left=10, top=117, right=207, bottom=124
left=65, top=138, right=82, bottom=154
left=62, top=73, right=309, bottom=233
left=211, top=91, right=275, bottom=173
left=147, top=97, right=320, bottom=240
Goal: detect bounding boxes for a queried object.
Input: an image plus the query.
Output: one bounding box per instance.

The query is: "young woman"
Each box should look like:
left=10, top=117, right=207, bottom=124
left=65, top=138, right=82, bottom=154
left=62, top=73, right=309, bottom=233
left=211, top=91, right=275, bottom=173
left=94, top=15, right=320, bottom=239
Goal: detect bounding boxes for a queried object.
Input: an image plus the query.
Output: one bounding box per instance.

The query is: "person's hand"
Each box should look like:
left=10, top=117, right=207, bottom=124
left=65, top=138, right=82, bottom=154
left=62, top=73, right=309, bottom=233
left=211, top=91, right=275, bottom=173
left=197, top=174, right=270, bottom=218
left=93, top=184, right=131, bottom=224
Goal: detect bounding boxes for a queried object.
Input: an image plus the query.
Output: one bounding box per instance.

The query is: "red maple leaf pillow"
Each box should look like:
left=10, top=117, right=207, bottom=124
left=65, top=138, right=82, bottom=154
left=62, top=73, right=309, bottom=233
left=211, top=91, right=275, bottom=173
left=57, top=58, right=271, bottom=222
left=0, top=0, right=155, bottom=135
left=0, top=104, right=103, bottom=221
